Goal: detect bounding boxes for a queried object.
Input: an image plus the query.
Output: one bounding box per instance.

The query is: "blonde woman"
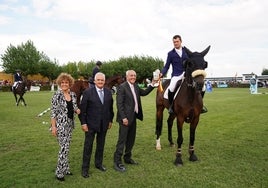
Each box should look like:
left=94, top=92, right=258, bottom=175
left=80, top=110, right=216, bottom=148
left=50, top=73, right=80, bottom=181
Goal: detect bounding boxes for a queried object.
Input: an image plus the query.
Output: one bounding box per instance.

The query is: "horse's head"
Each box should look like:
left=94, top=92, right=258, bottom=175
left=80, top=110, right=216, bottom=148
left=183, top=46, right=210, bottom=91
left=25, top=80, right=32, bottom=91
left=115, top=75, right=125, bottom=85
left=71, top=80, right=89, bottom=95
left=105, top=75, right=125, bottom=89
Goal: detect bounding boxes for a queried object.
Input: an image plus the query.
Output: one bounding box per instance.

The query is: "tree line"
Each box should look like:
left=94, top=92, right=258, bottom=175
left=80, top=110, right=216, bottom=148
left=0, top=40, right=164, bottom=83
left=1, top=40, right=267, bottom=83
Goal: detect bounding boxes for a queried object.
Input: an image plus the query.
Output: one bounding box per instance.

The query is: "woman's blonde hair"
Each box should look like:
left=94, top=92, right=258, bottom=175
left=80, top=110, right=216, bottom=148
left=56, top=73, right=74, bottom=87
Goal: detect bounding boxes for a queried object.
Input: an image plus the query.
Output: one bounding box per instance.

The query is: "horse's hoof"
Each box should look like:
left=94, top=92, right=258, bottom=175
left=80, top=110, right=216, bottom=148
left=156, top=146, right=161, bottom=150
left=189, top=154, right=198, bottom=162
left=170, top=143, right=175, bottom=147
left=156, top=138, right=161, bottom=150
left=174, top=160, right=183, bottom=167
left=175, top=163, right=183, bottom=167
left=174, top=157, right=183, bottom=166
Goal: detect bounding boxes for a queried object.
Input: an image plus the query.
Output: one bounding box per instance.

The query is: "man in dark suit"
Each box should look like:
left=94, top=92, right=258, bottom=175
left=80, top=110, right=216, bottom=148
left=113, top=70, right=157, bottom=172
left=80, top=72, right=114, bottom=178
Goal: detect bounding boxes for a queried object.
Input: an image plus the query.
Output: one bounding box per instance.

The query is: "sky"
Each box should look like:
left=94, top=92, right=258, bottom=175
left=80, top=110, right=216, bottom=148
left=0, top=0, right=267, bottom=77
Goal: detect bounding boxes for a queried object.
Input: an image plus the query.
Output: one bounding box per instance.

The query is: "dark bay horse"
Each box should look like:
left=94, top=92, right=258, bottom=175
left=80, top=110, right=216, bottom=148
left=104, top=74, right=125, bottom=94
left=70, top=80, right=89, bottom=106
left=70, top=74, right=124, bottom=106
left=155, top=46, right=210, bottom=166
left=12, top=80, right=31, bottom=106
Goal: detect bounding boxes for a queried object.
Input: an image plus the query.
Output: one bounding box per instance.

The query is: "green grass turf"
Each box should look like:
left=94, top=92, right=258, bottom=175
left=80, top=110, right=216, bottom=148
left=0, top=88, right=267, bottom=188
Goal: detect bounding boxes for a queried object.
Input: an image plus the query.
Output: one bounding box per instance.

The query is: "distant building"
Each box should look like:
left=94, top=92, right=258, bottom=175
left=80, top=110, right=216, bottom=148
left=206, top=73, right=268, bottom=83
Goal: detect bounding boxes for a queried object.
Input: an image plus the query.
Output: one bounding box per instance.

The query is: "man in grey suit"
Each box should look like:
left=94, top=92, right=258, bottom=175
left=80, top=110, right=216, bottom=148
left=80, top=72, right=114, bottom=178
left=113, top=70, right=157, bottom=172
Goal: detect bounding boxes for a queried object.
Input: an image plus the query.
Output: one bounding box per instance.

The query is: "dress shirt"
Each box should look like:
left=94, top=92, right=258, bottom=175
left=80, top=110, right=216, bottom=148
left=130, top=84, right=138, bottom=113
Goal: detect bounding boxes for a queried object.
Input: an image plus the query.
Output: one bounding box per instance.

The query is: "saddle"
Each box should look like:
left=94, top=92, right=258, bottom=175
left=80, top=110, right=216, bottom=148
left=13, top=82, right=19, bottom=90
left=164, top=79, right=184, bottom=100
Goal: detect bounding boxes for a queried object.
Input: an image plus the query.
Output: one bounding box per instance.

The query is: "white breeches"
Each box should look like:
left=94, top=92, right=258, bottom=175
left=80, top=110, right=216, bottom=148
left=13, top=81, right=21, bottom=87
left=167, top=72, right=184, bottom=92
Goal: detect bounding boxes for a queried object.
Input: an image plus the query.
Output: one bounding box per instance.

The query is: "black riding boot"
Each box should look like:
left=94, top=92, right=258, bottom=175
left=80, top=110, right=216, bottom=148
left=168, top=90, right=175, bottom=114
left=201, top=91, right=208, bottom=113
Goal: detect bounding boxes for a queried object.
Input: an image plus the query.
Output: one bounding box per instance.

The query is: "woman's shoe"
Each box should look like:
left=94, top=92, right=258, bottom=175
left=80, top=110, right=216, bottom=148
left=56, top=176, right=65, bottom=181
left=66, top=171, right=73, bottom=175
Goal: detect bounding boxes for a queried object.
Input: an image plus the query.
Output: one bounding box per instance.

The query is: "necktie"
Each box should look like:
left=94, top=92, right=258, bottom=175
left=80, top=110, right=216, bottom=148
left=99, top=89, right=104, bottom=104
left=130, top=84, right=138, bottom=113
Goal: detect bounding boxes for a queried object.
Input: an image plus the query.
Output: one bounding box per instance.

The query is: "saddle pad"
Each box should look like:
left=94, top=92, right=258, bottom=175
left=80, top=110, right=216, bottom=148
left=164, top=88, right=168, bottom=99
left=163, top=78, right=184, bottom=100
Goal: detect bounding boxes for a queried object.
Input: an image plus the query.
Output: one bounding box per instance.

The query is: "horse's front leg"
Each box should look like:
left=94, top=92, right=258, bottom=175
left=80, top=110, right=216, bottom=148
left=167, top=114, right=175, bottom=147
left=13, top=92, right=17, bottom=105
left=21, top=96, right=27, bottom=106
left=155, top=106, right=164, bottom=150
left=17, top=96, right=23, bottom=106
left=174, top=118, right=184, bottom=166
left=14, top=94, right=18, bottom=106
left=189, top=121, right=198, bottom=162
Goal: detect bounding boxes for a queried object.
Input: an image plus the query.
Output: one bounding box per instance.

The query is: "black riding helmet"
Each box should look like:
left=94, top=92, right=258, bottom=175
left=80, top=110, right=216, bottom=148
left=96, top=61, right=102, bottom=66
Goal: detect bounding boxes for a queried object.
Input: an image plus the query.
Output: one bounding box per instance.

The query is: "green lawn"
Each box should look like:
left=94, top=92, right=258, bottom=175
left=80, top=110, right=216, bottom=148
left=0, top=88, right=267, bottom=188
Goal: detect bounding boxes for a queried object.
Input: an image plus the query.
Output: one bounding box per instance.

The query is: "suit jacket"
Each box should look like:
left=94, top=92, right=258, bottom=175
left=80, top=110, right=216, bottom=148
left=116, top=82, right=154, bottom=123
left=80, top=86, right=114, bottom=132
left=161, top=47, right=189, bottom=77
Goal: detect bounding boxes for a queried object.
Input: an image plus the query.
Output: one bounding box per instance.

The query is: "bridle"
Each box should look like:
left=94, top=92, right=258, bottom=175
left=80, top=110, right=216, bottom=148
left=184, top=61, right=207, bottom=91
left=191, top=69, right=206, bottom=91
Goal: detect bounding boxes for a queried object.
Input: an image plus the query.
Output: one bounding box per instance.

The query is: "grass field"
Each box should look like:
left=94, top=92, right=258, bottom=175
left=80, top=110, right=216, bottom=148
left=0, top=88, right=268, bottom=188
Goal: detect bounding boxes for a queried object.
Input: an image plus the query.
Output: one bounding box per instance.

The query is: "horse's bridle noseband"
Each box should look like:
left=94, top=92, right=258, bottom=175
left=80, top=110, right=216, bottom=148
left=186, top=69, right=206, bottom=91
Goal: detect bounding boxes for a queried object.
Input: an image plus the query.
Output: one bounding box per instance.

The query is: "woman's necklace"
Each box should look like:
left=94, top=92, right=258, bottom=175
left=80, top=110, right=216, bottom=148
left=63, top=91, right=71, bottom=101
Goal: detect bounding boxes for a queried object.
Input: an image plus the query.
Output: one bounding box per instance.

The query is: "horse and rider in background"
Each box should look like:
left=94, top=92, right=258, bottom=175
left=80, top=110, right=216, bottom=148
left=12, top=69, right=23, bottom=91
left=11, top=69, right=31, bottom=106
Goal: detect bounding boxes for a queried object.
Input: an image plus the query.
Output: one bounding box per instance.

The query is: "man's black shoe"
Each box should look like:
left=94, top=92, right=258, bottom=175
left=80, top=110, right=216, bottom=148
left=114, top=163, right=126, bottom=172
left=81, top=171, right=89, bottom=178
left=95, top=165, right=107, bottom=172
left=124, top=159, right=139, bottom=165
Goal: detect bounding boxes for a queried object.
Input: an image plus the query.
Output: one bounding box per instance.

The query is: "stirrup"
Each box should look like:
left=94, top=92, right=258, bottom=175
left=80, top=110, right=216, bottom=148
left=201, top=106, right=208, bottom=114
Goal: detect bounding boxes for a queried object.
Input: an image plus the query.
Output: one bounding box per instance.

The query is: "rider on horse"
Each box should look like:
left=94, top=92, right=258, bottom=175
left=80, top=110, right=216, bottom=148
left=12, top=69, right=23, bottom=91
left=159, top=35, right=207, bottom=114
left=89, top=61, right=102, bottom=87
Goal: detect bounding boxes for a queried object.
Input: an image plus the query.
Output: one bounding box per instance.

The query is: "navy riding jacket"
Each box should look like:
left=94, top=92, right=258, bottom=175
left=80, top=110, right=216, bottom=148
left=161, top=47, right=189, bottom=77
